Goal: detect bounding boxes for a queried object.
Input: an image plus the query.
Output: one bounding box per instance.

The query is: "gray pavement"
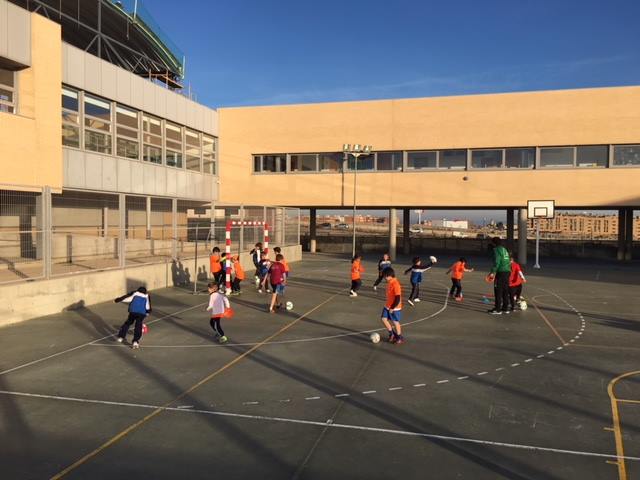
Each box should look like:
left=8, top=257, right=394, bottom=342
left=0, top=253, right=639, bottom=479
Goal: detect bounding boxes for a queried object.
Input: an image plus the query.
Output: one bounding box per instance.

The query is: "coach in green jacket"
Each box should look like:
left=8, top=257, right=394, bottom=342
left=487, top=237, right=512, bottom=315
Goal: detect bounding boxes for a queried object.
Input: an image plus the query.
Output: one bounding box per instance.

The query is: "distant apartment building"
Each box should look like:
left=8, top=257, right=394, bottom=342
left=529, top=213, right=640, bottom=238
left=431, top=219, right=469, bottom=230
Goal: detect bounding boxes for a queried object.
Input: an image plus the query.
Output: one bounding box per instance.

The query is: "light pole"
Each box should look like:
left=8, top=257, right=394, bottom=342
left=343, top=143, right=372, bottom=258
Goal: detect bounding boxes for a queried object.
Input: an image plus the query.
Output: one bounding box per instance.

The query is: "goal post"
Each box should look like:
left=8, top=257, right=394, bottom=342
left=223, top=221, right=269, bottom=295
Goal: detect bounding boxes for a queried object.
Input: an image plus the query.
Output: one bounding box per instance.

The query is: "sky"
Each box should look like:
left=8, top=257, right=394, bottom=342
left=145, top=0, right=640, bottom=108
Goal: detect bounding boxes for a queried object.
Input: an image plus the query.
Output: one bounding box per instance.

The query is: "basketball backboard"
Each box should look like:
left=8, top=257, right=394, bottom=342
left=527, top=200, right=555, bottom=219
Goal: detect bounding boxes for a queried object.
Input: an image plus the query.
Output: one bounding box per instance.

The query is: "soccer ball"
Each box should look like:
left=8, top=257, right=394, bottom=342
left=429, top=255, right=437, bottom=264
left=518, top=300, right=528, bottom=311
left=285, top=301, right=294, bottom=311
left=370, top=332, right=381, bottom=343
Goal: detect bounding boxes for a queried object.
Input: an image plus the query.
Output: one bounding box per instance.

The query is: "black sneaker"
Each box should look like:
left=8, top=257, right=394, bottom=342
left=488, top=309, right=502, bottom=315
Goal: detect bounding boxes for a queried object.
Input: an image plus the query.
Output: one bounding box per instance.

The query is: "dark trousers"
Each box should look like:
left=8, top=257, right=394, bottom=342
left=450, top=279, right=462, bottom=297
left=373, top=272, right=384, bottom=287
left=232, top=278, right=242, bottom=292
left=351, top=279, right=362, bottom=292
left=118, top=313, right=145, bottom=342
left=494, top=272, right=511, bottom=312
left=210, top=317, right=224, bottom=337
left=509, top=285, right=523, bottom=309
left=409, top=281, right=420, bottom=301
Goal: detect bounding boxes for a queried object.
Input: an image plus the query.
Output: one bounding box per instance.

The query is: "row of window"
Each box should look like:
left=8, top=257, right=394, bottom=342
left=0, top=68, right=16, bottom=114
left=62, top=86, right=217, bottom=174
left=253, top=145, right=640, bottom=173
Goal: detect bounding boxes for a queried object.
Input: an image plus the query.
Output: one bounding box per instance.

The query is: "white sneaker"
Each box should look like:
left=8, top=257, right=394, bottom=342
left=258, top=289, right=263, bottom=293
left=349, top=291, right=358, bottom=297
left=414, top=298, right=421, bottom=303
left=116, top=336, right=124, bottom=343
left=407, top=299, right=415, bottom=306
left=132, top=341, right=139, bottom=349
left=373, top=285, right=377, bottom=291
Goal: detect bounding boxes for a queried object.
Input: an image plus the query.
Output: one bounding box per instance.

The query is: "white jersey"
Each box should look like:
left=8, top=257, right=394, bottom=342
left=206, top=292, right=230, bottom=317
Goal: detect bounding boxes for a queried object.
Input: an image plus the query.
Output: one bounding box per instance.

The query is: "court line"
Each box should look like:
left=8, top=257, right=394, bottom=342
left=2, top=389, right=639, bottom=464
left=532, top=301, right=567, bottom=346
left=49, top=289, right=345, bottom=480
left=608, top=371, right=640, bottom=480
left=0, top=302, right=207, bottom=377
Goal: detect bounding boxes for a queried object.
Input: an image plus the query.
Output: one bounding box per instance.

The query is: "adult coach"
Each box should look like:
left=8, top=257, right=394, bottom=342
left=487, top=237, right=511, bottom=315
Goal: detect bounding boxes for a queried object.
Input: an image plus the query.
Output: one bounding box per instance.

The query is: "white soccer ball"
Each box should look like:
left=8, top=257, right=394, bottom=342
left=370, top=332, right=381, bottom=344
left=519, top=300, right=528, bottom=311
left=286, top=301, right=294, bottom=311
left=429, top=255, right=437, bottom=264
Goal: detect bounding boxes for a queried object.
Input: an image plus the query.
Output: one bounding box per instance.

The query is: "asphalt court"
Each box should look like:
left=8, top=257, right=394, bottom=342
left=1, top=253, right=639, bottom=479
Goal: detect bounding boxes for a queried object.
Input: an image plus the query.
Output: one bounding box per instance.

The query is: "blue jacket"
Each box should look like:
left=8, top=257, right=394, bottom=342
left=404, top=262, right=433, bottom=284
left=122, top=292, right=151, bottom=315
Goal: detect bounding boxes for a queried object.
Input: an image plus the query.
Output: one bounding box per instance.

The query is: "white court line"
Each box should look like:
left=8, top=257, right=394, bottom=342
left=0, top=302, right=207, bottom=377
left=1, top=389, right=638, bottom=463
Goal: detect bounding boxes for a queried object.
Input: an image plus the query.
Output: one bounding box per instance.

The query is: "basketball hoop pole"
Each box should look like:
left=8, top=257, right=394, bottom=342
left=534, top=219, right=541, bottom=269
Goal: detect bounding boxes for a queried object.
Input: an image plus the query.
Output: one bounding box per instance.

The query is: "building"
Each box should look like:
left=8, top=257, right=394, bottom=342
left=431, top=220, right=469, bottom=230
left=528, top=213, right=640, bottom=239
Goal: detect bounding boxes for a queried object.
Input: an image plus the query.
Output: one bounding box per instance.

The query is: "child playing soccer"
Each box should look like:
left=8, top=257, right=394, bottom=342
left=373, top=253, right=392, bottom=291
left=206, top=282, right=230, bottom=343
left=250, top=242, right=262, bottom=286
left=268, top=254, right=287, bottom=313
left=258, top=252, right=272, bottom=293
left=445, top=257, right=474, bottom=301
left=231, top=255, right=245, bottom=294
left=115, top=286, right=152, bottom=349
left=380, top=268, right=404, bottom=344
left=209, top=247, right=223, bottom=286
left=273, top=247, right=290, bottom=279
left=508, top=256, right=526, bottom=311
left=404, top=256, right=436, bottom=306
left=350, top=254, right=364, bottom=297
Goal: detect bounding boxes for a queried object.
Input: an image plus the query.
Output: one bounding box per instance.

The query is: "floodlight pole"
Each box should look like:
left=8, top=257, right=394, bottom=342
left=343, top=144, right=373, bottom=258
left=534, top=219, right=541, bottom=269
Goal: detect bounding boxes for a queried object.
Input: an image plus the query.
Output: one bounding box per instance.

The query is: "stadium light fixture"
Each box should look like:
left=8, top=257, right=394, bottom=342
left=343, top=144, right=373, bottom=257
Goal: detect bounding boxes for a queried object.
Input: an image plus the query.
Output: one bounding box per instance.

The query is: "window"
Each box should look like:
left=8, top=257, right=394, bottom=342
left=84, top=94, right=112, bottom=154
left=61, top=86, right=80, bottom=148
left=346, top=154, right=374, bottom=171
left=576, top=145, right=607, bottom=168
left=115, top=105, right=139, bottom=159
left=471, top=149, right=503, bottom=169
left=613, top=145, right=640, bottom=166
left=262, top=154, right=286, bottom=173
left=407, top=151, right=437, bottom=169
left=376, top=151, right=403, bottom=171
left=142, top=114, right=162, bottom=164
left=505, top=148, right=535, bottom=169
left=290, top=154, right=318, bottom=172
left=439, top=150, right=466, bottom=169
left=165, top=122, right=183, bottom=168
left=0, top=68, right=16, bottom=114
left=319, top=153, right=342, bottom=171
left=202, top=135, right=216, bottom=174
left=253, top=155, right=261, bottom=173
left=186, top=129, right=202, bottom=172
left=540, top=147, right=574, bottom=167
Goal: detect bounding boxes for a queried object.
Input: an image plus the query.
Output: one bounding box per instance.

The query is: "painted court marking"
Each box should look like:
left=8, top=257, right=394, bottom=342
left=1, top=389, right=638, bottom=464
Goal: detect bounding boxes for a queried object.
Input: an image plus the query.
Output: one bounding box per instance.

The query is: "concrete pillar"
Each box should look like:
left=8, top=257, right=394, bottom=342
left=102, top=206, right=109, bottom=237
left=172, top=198, right=178, bottom=259
left=119, top=194, right=126, bottom=268
left=145, top=196, right=151, bottom=240
left=517, top=208, right=527, bottom=265
left=37, top=186, right=52, bottom=278
left=389, top=208, right=397, bottom=260
left=625, top=208, right=633, bottom=261
left=617, top=209, right=626, bottom=261
left=506, top=208, right=514, bottom=252
left=309, top=208, right=317, bottom=253
left=402, top=208, right=410, bottom=255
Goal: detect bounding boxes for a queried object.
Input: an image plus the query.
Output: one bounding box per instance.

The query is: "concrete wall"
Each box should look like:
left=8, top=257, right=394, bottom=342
left=218, top=86, right=640, bottom=208
left=0, top=0, right=31, bottom=67
left=0, top=243, right=302, bottom=326
left=0, top=12, right=62, bottom=191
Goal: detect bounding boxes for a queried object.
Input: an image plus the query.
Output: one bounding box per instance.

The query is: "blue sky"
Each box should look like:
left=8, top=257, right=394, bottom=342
left=146, top=0, right=640, bottom=108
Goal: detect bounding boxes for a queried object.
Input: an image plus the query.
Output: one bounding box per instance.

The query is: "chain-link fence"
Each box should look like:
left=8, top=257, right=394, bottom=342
left=0, top=187, right=301, bottom=285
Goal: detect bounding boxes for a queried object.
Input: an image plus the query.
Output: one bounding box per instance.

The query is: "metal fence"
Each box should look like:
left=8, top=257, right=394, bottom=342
left=0, top=187, right=301, bottom=285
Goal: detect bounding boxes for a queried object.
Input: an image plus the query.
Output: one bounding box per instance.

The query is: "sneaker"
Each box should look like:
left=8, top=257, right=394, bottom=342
left=454, top=296, right=463, bottom=302
left=414, top=298, right=421, bottom=303
left=388, top=335, right=397, bottom=344
left=132, top=341, right=140, bottom=349
left=407, top=299, right=415, bottom=306
left=219, top=336, right=228, bottom=344
left=373, top=285, right=377, bottom=291
left=349, top=291, right=358, bottom=297
left=488, top=309, right=502, bottom=315
left=502, top=310, right=511, bottom=315
left=258, top=289, right=263, bottom=294
left=116, top=336, right=124, bottom=343
left=266, top=289, right=272, bottom=293
left=395, top=338, right=405, bottom=345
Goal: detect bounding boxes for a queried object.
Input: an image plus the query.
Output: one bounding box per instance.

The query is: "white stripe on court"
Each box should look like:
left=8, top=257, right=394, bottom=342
left=0, top=302, right=207, bottom=377
left=0, top=388, right=638, bottom=463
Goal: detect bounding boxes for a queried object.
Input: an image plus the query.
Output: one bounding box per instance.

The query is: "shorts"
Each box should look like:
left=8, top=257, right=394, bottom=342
left=271, top=283, right=285, bottom=295
left=381, top=307, right=402, bottom=323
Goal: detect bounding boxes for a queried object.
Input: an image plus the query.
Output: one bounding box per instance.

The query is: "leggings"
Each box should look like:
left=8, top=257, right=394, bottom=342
left=210, top=317, right=224, bottom=337
left=449, top=279, right=462, bottom=297
left=409, top=282, right=420, bottom=301
left=509, top=285, right=523, bottom=309
left=118, top=313, right=145, bottom=343
left=351, top=279, right=362, bottom=292
left=232, top=278, right=242, bottom=292
left=494, top=272, right=511, bottom=312
left=373, top=272, right=384, bottom=287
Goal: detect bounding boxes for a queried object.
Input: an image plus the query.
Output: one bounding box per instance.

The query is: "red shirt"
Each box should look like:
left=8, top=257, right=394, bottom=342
left=269, top=262, right=286, bottom=285
left=509, top=261, right=524, bottom=287
left=385, top=277, right=403, bottom=310
left=451, top=261, right=466, bottom=280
